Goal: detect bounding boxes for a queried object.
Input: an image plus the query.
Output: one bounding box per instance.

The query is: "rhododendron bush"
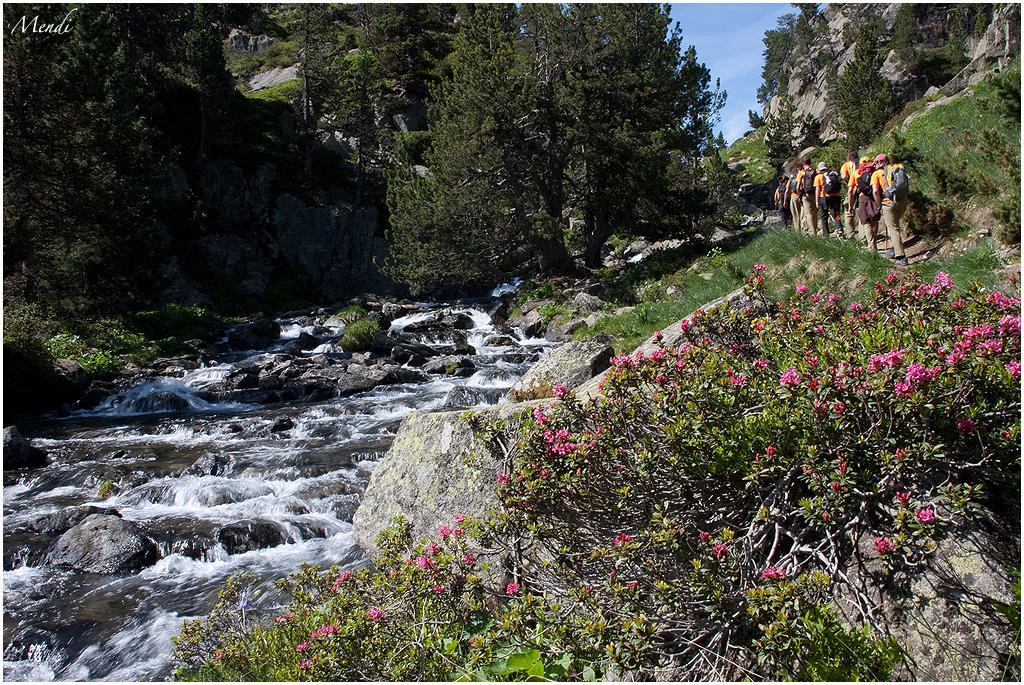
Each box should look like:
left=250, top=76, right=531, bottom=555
left=480, top=268, right=1020, bottom=679
left=174, top=269, right=1020, bottom=681
left=173, top=519, right=612, bottom=681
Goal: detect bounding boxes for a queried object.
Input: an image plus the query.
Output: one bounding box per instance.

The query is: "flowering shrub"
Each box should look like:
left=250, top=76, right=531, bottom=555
left=172, top=518, right=609, bottom=681
left=176, top=269, right=1020, bottom=681
left=478, top=269, right=1020, bottom=678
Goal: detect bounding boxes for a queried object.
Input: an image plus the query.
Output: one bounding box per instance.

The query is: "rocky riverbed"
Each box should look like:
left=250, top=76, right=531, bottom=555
left=2, top=289, right=554, bottom=681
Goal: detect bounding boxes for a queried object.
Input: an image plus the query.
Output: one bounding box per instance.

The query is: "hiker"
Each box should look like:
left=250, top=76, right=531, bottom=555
left=840, top=149, right=859, bottom=238
left=795, top=158, right=818, bottom=236
left=871, top=153, right=910, bottom=266
left=813, top=161, right=843, bottom=237
left=855, top=156, right=880, bottom=249
left=774, top=174, right=791, bottom=226
left=787, top=164, right=802, bottom=231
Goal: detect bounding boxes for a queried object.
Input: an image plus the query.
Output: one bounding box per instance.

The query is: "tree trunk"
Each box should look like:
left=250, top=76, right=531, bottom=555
left=584, top=210, right=612, bottom=269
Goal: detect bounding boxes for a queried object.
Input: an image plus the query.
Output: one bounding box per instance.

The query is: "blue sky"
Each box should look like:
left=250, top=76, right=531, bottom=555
left=669, top=3, right=793, bottom=144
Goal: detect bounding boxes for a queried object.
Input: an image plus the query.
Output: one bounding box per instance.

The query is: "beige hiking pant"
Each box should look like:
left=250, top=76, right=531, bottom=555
left=881, top=200, right=908, bottom=259
left=789, top=194, right=802, bottom=232
left=801, top=196, right=818, bottom=236
left=843, top=199, right=856, bottom=239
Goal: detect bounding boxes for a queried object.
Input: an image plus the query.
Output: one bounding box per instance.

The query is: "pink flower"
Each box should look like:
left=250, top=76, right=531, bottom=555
left=885, top=272, right=899, bottom=285
left=905, top=362, right=940, bottom=385
left=698, top=530, right=709, bottom=542
left=831, top=480, right=842, bottom=492
left=933, top=271, right=954, bottom=290
left=532, top=406, right=550, bottom=425
left=761, top=566, right=786, bottom=580
left=299, top=660, right=313, bottom=670
left=765, top=445, right=777, bottom=457
left=915, top=507, right=936, bottom=524
left=795, top=283, right=808, bottom=295
left=874, top=537, right=896, bottom=555
left=461, top=553, right=477, bottom=565
left=453, top=513, right=466, bottom=524
left=415, top=556, right=432, bottom=569
left=711, top=542, right=729, bottom=558
left=613, top=533, right=634, bottom=547
left=755, top=358, right=769, bottom=369
left=505, top=582, right=521, bottom=596
left=497, top=473, right=510, bottom=486
left=432, top=584, right=445, bottom=594
left=653, top=330, right=664, bottom=342
left=296, top=641, right=310, bottom=653
left=437, top=525, right=452, bottom=538
left=833, top=401, right=845, bottom=414
left=894, top=380, right=914, bottom=397
left=366, top=607, right=386, bottom=621
left=753, top=263, right=767, bottom=274
left=275, top=613, right=295, bottom=624
left=1006, top=361, right=1021, bottom=379
left=956, top=417, right=975, bottom=434
left=552, top=384, right=569, bottom=399
left=779, top=367, right=802, bottom=387
left=987, top=291, right=1019, bottom=310
left=311, top=624, right=339, bottom=639
left=896, top=491, right=910, bottom=506
left=998, top=316, right=1020, bottom=336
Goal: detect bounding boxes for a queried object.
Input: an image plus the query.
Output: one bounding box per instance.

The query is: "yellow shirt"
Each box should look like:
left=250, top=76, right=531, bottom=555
left=870, top=168, right=892, bottom=205
left=814, top=172, right=841, bottom=198
left=841, top=160, right=858, bottom=188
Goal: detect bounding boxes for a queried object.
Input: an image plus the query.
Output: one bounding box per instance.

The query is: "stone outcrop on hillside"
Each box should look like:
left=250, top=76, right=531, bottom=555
left=765, top=4, right=1020, bottom=141
left=227, top=28, right=275, bottom=54
left=155, top=159, right=401, bottom=305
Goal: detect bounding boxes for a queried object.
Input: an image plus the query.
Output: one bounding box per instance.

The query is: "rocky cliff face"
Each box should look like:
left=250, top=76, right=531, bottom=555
left=153, top=157, right=402, bottom=307
left=766, top=3, right=1020, bottom=141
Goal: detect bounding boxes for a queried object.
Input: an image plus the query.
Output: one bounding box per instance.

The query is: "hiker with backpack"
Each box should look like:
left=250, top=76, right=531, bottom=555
left=814, top=161, right=843, bottom=238
left=871, top=153, right=910, bottom=266
left=855, top=156, right=880, bottom=249
left=840, top=149, right=859, bottom=238
left=795, top=158, right=818, bottom=236
left=788, top=164, right=802, bottom=232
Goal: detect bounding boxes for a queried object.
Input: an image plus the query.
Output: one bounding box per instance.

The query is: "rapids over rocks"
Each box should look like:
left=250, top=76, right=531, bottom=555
left=2, top=289, right=553, bottom=681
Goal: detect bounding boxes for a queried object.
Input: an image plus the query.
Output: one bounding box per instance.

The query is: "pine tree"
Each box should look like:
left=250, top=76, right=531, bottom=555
left=836, top=22, right=895, bottom=148
left=385, top=5, right=532, bottom=294
left=764, top=96, right=797, bottom=171
left=4, top=5, right=158, bottom=315
left=891, top=4, right=917, bottom=65
left=184, top=4, right=227, bottom=165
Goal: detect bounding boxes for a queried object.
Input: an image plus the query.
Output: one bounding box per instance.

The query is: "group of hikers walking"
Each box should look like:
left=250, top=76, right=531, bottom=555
left=774, top=150, right=911, bottom=266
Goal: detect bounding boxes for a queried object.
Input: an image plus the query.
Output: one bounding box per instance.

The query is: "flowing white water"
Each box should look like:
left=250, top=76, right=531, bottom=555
left=3, top=298, right=553, bottom=681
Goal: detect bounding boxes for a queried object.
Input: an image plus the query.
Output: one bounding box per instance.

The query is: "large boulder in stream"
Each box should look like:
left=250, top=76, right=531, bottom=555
left=3, top=426, right=48, bottom=470
left=216, top=520, right=286, bottom=555
left=354, top=401, right=542, bottom=559
left=31, top=506, right=121, bottom=536
left=507, top=340, right=613, bottom=401
left=226, top=319, right=281, bottom=350
left=45, top=514, right=158, bottom=574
